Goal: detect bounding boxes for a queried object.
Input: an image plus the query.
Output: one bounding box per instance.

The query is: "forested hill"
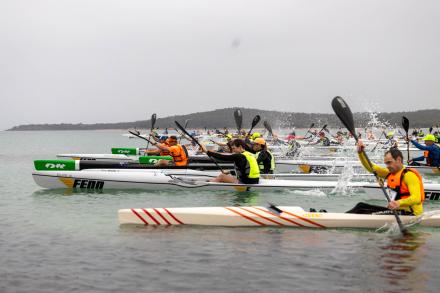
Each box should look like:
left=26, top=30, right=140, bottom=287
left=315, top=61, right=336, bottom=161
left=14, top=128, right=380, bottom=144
left=7, top=107, right=440, bottom=131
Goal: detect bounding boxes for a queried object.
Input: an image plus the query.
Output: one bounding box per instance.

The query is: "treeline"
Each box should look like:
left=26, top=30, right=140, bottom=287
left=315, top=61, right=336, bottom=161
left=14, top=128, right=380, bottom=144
left=7, top=107, right=440, bottom=131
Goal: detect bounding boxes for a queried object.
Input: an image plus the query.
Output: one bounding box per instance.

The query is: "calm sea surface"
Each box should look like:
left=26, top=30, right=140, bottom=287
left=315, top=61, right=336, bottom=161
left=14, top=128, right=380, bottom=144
left=1, top=130, right=440, bottom=292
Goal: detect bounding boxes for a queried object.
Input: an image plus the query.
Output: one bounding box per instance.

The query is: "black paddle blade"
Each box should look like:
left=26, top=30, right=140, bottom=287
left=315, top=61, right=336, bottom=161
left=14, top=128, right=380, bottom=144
left=310, top=123, right=315, bottom=128
left=429, top=126, right=433, bottom=134
left=331, top=96, right=357, bottom=139
left=267, top=202, right=283, bottom=215
left=401, top=116, right=409, bottom=133
left=151, top=113, right=157, bottom=129
left=234, top=109, right=243, bottom=131
left=251, top=115, right=261, bottom=128
left=263, top=120, right=273, bottom=134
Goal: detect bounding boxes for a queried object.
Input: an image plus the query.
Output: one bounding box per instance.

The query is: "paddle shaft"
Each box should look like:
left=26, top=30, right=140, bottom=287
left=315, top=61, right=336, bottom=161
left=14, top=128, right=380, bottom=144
left=175, top=121, right=227, bottom=174
left=371, top=131, right=387, bottom=152
left=306, top=125, right=327, bottom=146
left=129, top=131, right=156, bottom=146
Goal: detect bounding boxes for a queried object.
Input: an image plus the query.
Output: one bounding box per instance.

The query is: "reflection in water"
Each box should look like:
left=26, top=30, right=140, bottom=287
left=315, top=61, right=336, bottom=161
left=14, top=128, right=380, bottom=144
left=231, top=191, right=259, bottom=205
left=379, top=231, right=430, bottom=292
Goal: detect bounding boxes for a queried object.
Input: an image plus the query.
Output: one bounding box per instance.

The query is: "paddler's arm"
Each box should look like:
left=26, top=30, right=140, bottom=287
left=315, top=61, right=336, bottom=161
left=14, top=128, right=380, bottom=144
left=410, top=155, right=425, bottom=162
left=411, top=139, right=431, bottom=151
left=357, top=140, right=389, bottom=178
left=206, top=150, right=236, bottom=162
left=395, top=172, right=423, bottom=208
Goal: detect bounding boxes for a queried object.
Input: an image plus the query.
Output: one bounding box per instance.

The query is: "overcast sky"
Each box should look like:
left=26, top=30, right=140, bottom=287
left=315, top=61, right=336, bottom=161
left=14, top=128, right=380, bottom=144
left=1, top=0, right=439, bottom=130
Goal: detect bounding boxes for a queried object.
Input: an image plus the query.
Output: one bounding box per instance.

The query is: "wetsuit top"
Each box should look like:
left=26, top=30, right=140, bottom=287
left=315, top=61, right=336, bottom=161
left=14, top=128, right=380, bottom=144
left=207, top=151, right=260, bottom=181
left=410, top=140, right=440, bottom=167
left=358, top=152, right=424, bottom=215
left=255, top=150, right=275, bottom=174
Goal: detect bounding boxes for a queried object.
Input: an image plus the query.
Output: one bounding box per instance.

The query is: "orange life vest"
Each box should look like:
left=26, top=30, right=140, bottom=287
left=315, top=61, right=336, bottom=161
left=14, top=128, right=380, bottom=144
left=160, top=142, right=171, bottom=156
left=386, top=168, right=425, bottom=202
left=423, top=151, right=432, bottom=165
left=169, top=144, right=188, bottom=166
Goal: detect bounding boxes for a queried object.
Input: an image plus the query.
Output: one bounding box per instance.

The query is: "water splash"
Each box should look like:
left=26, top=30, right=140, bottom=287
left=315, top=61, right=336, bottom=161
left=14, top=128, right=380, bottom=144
left=330, top=160, right=355, bottom=196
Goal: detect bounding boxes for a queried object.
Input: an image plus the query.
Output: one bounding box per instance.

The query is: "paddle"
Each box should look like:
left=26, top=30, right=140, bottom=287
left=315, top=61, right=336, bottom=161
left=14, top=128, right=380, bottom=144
left=371, top=131, right=387, bottom=152
left=145, top=114, right=157, bottom=149
left=263, top=120, right=273, bottom=137
left=174, top=121, right=227, bottom=174
left=323, top=125, right=337, bottom=139
left=429, top=126, right=433, bottom=134
left=179, top=119, right=191, bottom=143
left=234, top=109, right=243, bottom=134
left=247, top=115, right=261, bottom=137
left=267, top=202, right=283, bottom=214
left=331, top=96, right=408, bottom=235
left=304, top=123, right=315, bottom=139
left=402, top=116, right=410, bottom=164
left=128, top=130, right=156, bottom=145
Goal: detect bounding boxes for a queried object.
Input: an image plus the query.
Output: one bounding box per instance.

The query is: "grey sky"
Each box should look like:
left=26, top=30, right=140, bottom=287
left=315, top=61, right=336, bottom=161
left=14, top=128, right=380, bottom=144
left=1, top=0, right=439, bottom=130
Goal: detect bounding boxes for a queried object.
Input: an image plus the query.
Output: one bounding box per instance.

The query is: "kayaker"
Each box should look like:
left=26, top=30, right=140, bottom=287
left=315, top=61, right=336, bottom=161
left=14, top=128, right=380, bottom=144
left=201, top=139, right=260, bottom=184
left=151, top=135, right=188, bottom=166
left=384, top=131, right=398, bottom=148
left=409, top=134, right=440, bottom=167
left=252, top=138, right=275, bottom=174
left=310, top=132, right=330, bottom=146
left=347, top=141, right=425, bottom=216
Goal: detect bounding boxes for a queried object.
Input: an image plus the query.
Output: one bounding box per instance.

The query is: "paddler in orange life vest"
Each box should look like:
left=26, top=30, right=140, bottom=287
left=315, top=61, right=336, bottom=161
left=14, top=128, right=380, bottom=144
left=151, top=135, right=188, bottom=167
left=346, top=140, right=425, bottom=216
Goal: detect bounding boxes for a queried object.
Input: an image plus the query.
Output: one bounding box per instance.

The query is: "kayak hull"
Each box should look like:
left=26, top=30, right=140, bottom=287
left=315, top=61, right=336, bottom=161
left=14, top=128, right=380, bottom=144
left=118, top=206, right=440, bottom=228
left=31, top=170, right=440, bottom=200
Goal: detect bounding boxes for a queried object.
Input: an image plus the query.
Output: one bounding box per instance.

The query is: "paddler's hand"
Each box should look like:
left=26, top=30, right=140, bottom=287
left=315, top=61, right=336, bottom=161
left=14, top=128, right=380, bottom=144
left=356, top=139, right=365, bottom=153
left=200, top=143, right=208, bottom=153
left=387, top=200, right=400, bottom=210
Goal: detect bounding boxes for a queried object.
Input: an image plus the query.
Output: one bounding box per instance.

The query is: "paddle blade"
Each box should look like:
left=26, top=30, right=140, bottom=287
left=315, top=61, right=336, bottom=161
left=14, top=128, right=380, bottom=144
left=401, top=116, right=409, bottom=133
left=184, top=119, right=190, bottom=128
left=267, top=202, right=283, bottom=215
left=310, top=123, right=315, bottom=129
left=151, top=113, right=157, bottom=130
left=251, top=115, right=261, bottom=128
left=331, top=96, right=357, bottom=139
left=234, top=109, right=243, bottom=132
left=429, top=126, right=433, bottom=134
left=263, top=120, right=273, bottom=134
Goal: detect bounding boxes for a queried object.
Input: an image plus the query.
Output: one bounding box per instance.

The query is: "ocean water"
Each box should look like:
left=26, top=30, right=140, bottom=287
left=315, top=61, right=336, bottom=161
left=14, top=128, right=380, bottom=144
left=1, top=130, right=440, bottom=293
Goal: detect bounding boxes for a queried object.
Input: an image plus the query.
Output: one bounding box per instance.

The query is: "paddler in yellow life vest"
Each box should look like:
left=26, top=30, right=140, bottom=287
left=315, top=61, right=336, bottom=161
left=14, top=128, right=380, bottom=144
left=252, top=138, right=275, bottom=174
left=201, top=139, right=260, bottom=184
left=346, top=140, right=425, bottom=216
left=151, top=135, right=188, bottom=167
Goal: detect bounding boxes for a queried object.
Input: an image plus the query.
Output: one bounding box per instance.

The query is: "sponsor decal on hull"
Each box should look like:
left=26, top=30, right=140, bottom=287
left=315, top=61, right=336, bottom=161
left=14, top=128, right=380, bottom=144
left=58, top=178, right=104, bottom=189
left=426, top=192, right=440, bottom=201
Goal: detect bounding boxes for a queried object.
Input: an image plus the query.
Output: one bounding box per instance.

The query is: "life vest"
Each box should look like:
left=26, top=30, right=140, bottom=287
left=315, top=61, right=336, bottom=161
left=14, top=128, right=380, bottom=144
left=255, top=150, right=275, bottom=173
left=423, top=145, right=440, bottom=166
left=160, top=142, right=171, bottom=156
left=169, top=144, right=188, bottom=166
left=386, top=168, right=425, bottom=203
left=424, top=151, right=431, bottom=165
left=238, top=151, right=260, bottom=179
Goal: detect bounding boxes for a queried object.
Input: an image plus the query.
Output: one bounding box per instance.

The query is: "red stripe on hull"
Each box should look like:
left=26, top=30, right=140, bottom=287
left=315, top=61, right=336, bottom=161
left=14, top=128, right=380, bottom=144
left=142, top=209, right=161, bottom=225
left=153, top=208, right=171, bottom=225
left=225, top=207, right=266, bottom=226
left=131, top=209, right=149, bottom=225
left=163, top=208, right=184, bottom=225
